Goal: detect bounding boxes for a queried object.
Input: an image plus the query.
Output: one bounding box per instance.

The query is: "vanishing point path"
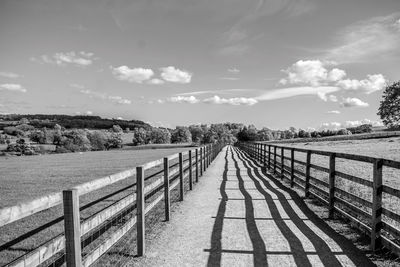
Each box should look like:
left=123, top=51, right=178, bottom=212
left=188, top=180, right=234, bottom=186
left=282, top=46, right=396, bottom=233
left=130, top=146, right=374, bottom=267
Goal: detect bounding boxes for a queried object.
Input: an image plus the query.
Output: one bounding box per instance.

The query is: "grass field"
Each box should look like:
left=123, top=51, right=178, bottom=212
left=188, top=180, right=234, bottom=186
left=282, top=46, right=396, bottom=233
left=0, top=147, right=194, bottom=265
left=0, top=147, right=190, bottom=208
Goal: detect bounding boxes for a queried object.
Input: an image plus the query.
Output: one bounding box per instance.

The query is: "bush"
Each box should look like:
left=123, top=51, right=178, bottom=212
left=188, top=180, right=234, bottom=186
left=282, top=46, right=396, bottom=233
left=3, top=126, right=25, bottom=137
left=88, top=131, right=108, bottom=150
left=59, top=130, right=91, bottom=152
left=171, top=127, right=192, bottom=143
left=106, top=133, right=123, bottom=149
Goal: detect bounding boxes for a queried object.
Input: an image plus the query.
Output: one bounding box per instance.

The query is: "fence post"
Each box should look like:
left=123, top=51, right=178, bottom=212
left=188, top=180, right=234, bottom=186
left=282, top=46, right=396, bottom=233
left=63, top=189, right=82, bottom=267
left=305, top=151, right=311, bottom=198
left=163, top=157, right=170, bottom=221
left=281, top=148, right=284, bottom=180
left=371, top=158, right=383, bottom=251
left=290, top=148, right=294, bottom=188
left=263, top=144, right=267, bottom=168
left=136, top=166, right=145, bottom=256
left=200, top=147, right=203, bottom=177
left=204, top=146, right=206, bottom=171
left=179, top=152, right=184, bottom=201
left=189, top=150, right=193, bottom=190
left=328, top=153, right=336, bottom=218
left=268, top=145, right=271, bottom=169
left=195, top=148, right=199, bottom=182
left=273, top=146, right=277, bottom=174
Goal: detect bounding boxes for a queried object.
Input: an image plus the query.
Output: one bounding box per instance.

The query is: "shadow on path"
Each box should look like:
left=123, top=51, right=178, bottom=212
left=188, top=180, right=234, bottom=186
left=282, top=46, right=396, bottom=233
left=234, top=147, right=375, bottom=267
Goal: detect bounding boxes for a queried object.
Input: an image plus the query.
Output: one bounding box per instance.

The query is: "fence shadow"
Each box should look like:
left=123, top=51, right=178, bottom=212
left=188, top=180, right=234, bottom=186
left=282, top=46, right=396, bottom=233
left=234, top=147, right=375, bottom=267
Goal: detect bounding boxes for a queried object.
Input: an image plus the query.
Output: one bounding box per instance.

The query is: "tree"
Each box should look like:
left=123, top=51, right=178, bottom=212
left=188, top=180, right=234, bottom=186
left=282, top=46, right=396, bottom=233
left=87, top=131, right=108, bottom=150
left=189, top=125, right=204, bottom=143
left=378, top=81, right=400, bottom=129
left=132, top=128, right=149, bottom=145
left=112, top=125, right=123, bottom=133
left=337, top=129, right=352, bottom=136
left=171, top=127, right=192, bottom=143
left=149, top=128, right=171, bottom=144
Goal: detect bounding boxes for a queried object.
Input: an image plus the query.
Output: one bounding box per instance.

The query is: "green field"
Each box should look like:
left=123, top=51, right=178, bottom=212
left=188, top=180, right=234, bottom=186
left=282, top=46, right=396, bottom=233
left=0, top=147, right=190, bottom=208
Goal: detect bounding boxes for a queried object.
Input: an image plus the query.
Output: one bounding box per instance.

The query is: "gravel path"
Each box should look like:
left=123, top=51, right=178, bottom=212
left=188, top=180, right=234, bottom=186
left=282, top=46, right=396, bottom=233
left=128, top=146, right=374, bottom=267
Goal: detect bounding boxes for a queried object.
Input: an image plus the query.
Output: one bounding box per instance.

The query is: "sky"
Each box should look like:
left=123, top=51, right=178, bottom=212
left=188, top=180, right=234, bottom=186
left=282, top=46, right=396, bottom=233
left=0, top=0, right=399, bottom=130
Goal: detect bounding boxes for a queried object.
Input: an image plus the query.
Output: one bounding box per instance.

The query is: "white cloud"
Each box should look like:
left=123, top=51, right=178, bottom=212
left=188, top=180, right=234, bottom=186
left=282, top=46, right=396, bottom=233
left=0, top=71, right=20, bottom=79
left=0, top=83, right=27, bottom=93
left=256, top=86, right=340, bottom=101
left=279, top=59, right=387, bottom=96
left=280, top=60, right=343, bottom=86
left=203, top=95, right=258, bottom=106
left=337, top=74, right=387, bottom=94
left=326, top=110, right=340, bottom=114
left=328, top=68, right=346, bottom=82
left=111, top=66, right=154, bottom=83
left=167, top=96, right=199, bottom=104
left=344, top=119, right=384, bottom=127
left=228, top=68, right=240, bottom=73
left=79, top=89, right=131, bottom=105
left=108, top=96, right=132, bottom=105
left=320, top=122, right=342, bottom=130
left=325, top=13, right=400, bottom=63
left=86, top=111, right=93, bottom=115
left=147, top=78, right=165, bottom=85
left=160, top=66, right=192, bottom=84
left=32, top=51, right=95, bottom=67
left=340, top=97, right=369, bottom=108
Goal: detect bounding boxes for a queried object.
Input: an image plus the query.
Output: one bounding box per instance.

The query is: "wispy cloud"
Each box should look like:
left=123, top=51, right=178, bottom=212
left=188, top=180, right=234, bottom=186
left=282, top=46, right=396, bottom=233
left=203, top=95, right=258, bottom=106
left=79, top=89, right=131, bottom=105
left=255, top=86, right=340, bottom=101
left=326, top=110, right=340, bottom=114
left=166, top=96, right=199, bottom=104
left=0, top=83, right=27, bottom=93
left=340, top=97, right=369, bottom=108
left=0, top=71, right=20, bottom=79
left=31, top=51, right=96, bottom=67
left=228, top=68, right=240, bottom=73
left=218, top=0, right=314, bottom=56
left=324, top=13, right=400, bottom=63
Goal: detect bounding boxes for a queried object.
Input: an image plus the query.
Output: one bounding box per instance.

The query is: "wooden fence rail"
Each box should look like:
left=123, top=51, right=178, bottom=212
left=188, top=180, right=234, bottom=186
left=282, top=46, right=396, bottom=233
left=1, top=143, right=224, bottom=267
left=237, top=142, right=400, bottom=256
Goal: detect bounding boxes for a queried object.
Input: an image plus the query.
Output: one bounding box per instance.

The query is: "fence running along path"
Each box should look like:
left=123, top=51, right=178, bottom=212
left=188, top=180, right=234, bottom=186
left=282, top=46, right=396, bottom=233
left=237, top=142, right=400, bottom=256
left=0, top=143, right=223, bottom=267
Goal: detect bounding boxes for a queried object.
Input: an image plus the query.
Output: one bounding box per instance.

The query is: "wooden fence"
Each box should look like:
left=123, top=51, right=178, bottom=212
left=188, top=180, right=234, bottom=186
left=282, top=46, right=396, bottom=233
left=237, top=142, right=400, bottom=256
left=0, top=143, right=223, bottom=267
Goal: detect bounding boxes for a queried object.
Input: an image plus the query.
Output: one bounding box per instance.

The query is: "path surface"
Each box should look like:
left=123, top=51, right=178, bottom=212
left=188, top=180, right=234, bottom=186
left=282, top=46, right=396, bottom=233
left=129, top=146, right=374, bottom=267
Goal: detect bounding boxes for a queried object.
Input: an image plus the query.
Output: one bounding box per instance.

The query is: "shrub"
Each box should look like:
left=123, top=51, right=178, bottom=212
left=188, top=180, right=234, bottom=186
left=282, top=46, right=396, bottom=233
left=87, top=131, right=108, bottom=150
left=3, top=126, right=25, bottom=137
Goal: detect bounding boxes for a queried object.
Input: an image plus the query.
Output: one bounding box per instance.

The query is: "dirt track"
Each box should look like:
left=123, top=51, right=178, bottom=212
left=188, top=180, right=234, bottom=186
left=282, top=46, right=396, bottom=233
left=128, top=146, right=374, bottom=267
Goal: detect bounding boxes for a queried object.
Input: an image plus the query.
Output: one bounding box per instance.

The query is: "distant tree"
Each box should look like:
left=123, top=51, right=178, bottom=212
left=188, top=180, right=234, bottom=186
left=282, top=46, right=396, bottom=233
left=19, top=118, right=29, bottom=125
left=378, top=81, right=400, bottom=129
left=112, top=125, right=123, bottom=133
left=337, top=129, right=352, bottom=136
left=3, top=126, right=24, bottom=137
left=60, top=130, right=91, bottom=152
left=87, top=131, right=108, bottom=150
left=303, top=131, right=311, bottom=138
left=189, top=125, right=204, bottom=143
left=298, top=129, right=306, bottom=138
left=257, top=128, right=274, bottom=141
left=106, top=133, right=123, bottom=149
left=132, top=128, right=149, bottom=145
left=149, top=128, right=171, bottom=144
left=171, top=127, right=192, bottom=143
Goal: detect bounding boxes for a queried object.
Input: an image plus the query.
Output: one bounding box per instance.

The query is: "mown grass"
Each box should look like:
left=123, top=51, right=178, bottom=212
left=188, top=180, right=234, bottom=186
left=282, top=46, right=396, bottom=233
left=0, top=148, right=191, bottom=265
